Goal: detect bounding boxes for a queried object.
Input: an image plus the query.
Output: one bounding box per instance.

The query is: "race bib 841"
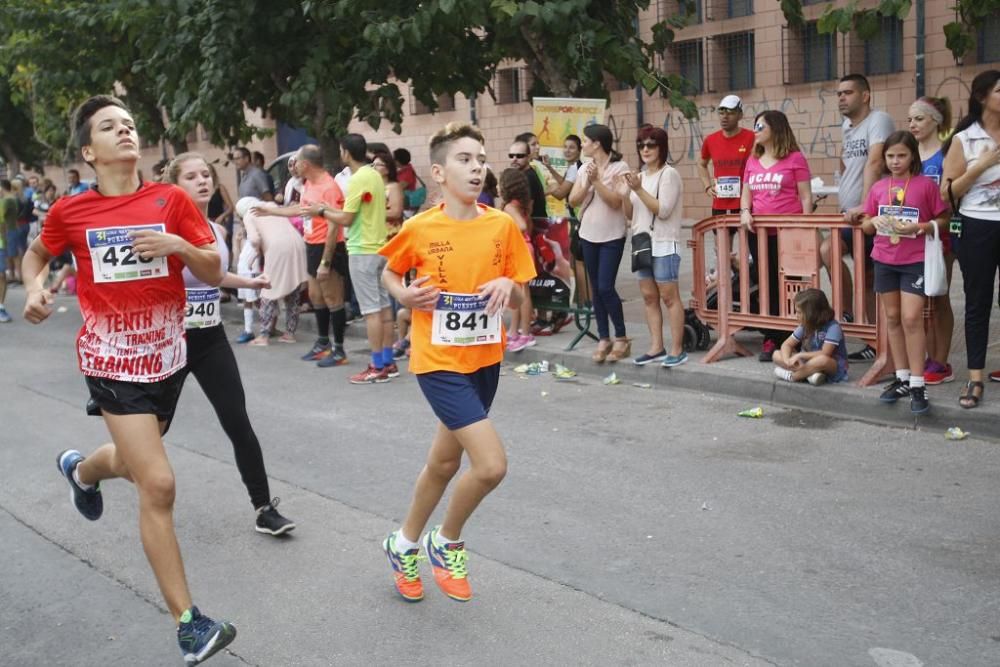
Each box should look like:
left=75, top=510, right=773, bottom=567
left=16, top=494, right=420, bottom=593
left=431, top=292, right=501, bottom=346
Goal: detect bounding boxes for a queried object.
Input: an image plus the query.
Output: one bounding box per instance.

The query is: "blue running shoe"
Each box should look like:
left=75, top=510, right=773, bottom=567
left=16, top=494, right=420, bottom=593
left=301, top=339, right=331, bottom=361
left=177, top=607, right=237, bottom=666
left=234, top=331, right=255, bottom=344
left=56, top=449, right=102, bottom=521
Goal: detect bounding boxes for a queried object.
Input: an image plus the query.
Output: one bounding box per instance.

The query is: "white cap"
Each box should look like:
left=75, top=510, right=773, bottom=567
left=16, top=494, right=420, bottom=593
left=235, top=196, right=262, bottom=219
left=718, top=95, right=742, bottom=111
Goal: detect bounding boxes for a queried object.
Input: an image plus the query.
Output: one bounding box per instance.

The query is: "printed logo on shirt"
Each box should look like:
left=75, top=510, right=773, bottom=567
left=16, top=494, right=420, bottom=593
left=843, top=138, right=869, bottom=160
left=748, top=172, right=785, bottom=191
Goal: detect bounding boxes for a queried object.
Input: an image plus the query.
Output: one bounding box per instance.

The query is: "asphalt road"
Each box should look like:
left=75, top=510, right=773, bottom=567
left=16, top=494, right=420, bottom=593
left=1, top=288, right=999, bottom=667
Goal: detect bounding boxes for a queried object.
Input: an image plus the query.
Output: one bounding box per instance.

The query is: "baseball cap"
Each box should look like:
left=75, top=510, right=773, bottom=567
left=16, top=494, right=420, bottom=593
left=718, top=95, right=742, bottom=111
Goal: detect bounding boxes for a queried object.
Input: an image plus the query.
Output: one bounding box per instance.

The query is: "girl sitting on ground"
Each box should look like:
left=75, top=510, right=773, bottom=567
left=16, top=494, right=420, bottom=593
left=772, top=288, right=849, bottom=386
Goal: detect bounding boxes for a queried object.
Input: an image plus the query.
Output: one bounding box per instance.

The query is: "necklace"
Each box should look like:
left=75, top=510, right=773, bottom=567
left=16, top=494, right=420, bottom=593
left=886, top=175, right=910, bottom=245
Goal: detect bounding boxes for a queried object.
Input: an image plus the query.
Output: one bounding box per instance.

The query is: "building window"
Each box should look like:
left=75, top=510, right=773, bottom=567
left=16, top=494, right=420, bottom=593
left=496, top=67, right=530, bottom=105
left=727, top=0, right=752, bottom=19
left=722, top=31, right=755, bottom=91
left=978, top=16, right=1000, bottom=63
left=668, top=39, right=705, bottom=94
left=411, top=91, right=456, bottom=115
left=864, top=16, right=903, bottom=75
left=802, top=0, right=825, bottom=4
left=660, top=0, right=702, bottom=25
left=803, top=22, right=836, bottom=82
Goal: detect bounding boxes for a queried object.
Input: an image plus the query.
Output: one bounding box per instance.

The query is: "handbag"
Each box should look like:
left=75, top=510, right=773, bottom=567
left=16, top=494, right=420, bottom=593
left=924, top=221, right=947, bottom=296
left=404, top=175, right=427, bottom=209
left=630, top=171, right=662, bottom=273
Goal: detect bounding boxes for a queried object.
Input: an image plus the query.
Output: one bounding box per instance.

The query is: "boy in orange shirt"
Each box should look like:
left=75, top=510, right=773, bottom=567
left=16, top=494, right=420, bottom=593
left=379, top=123, right=536, bottom=602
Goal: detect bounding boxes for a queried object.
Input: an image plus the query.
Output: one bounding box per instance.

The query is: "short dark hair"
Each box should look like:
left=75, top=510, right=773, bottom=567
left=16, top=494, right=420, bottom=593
left=564, top=134, right=582, bottom=151
left=430, top=123, right=485, bottom=166
left=341, top=134, right=367, bottom=162
left=68, top=169, right=80, bottom=178
left=839, top=73, right=871, bottom=94
left=72, top=94, right=130, bottom=151
left=882, top=130, right=922, bottom=176
left=392, top=148, right=411, bottom=165
left=635, top=126, right=668, bottom=167
left=252, top=151, right=265, bottom=165
left=514, top=132, right=536, bottom=145
left=298, top=144, right=323, bottom=168
left=234, top=147, right=251, bottom=160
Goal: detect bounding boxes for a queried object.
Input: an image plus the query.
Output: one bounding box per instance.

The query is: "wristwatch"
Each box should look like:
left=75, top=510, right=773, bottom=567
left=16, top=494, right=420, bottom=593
left=317, top=204, right=327, bottom=216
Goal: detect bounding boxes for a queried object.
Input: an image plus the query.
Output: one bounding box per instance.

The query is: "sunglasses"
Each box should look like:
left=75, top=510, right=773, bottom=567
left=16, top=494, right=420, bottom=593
left=754, top=122, right=767, bottom=132
left=636, top=141, right=658, bottom=150
left=508, top=152, right=527, bottom=159
left=718, top=108, right=739, bottom=114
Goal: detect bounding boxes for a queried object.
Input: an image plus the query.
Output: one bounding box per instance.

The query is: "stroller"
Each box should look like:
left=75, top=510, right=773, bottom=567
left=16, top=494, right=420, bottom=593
left=683, top=262, right=760, bottom=353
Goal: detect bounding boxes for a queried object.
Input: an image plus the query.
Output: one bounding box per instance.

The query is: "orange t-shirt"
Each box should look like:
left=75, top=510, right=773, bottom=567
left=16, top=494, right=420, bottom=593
left=300, top=172, right=344, bottom=245
left=379, top=203, right=537, bottom=374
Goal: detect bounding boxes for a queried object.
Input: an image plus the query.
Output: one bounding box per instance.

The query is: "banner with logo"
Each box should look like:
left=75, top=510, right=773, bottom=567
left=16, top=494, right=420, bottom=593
left=531, top=97, right=607, bottom=218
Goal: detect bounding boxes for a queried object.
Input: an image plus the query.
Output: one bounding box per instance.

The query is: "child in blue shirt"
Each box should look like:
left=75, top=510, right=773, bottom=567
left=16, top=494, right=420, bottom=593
left=772, top=288, right=849, bottom=385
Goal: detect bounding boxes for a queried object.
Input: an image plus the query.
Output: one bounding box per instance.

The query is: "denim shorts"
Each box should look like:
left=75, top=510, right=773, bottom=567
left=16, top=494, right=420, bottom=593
left=633, top=253, right=681, bottom=283
left=0, top=247, right=6, bottom=273
left=416, top=363, right=500, bottom=430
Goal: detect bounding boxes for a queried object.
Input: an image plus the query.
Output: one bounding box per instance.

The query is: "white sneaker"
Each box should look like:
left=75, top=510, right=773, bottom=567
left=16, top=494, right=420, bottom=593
left=807, top=372, right=827, bottom=386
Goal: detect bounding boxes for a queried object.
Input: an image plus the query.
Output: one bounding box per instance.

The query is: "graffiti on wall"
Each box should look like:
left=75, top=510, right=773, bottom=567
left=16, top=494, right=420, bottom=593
left=661, top=87, right=843, bottom=164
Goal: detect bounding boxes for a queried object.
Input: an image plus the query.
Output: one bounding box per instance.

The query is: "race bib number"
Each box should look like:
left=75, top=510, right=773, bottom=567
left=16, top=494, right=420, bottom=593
left=715, top=176, right=741, bottom=199
left=877, top=205, right=919, bottom=239
left=431, top=292, right=501, bottom=346
left=87, top=224, right=168, bottom=283
left=303, top=216, right=313, bottom=236
left=184, top=288, right=221, bottom=329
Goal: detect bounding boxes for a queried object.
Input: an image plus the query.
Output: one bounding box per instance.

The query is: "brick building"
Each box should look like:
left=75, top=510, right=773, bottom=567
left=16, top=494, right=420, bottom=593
left=40, top=1, right=999, bottom=220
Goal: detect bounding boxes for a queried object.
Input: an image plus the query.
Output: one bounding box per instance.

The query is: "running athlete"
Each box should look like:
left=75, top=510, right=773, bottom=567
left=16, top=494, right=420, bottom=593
left=379, top=123, right=536, bottom=602
left=21, top=96, right=236, bottom=665
left=166, top=152, right=296, bottom=535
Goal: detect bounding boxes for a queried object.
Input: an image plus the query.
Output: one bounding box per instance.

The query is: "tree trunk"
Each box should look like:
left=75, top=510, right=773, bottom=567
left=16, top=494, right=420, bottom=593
left=170, top=138, right=189, bottom=155
left=518, top=25, right=575, bottom=97
left=319, top=135, right=342, bottom=175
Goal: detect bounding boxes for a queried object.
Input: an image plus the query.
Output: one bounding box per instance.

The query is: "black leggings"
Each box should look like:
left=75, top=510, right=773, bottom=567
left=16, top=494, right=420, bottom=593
left=956, top=214, right=1000, bottom=370
left=177, top=324, right=271, bottom=509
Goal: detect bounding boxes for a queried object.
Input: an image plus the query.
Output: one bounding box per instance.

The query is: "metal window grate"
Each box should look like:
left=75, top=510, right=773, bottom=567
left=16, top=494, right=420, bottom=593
left=864, top=16, right=903, bottom=75
left=709, top=31, right=754, bottom=92
left=978, top=16, right=1000, bottom=63
left=658, top=0, right=702, bottom=25
left=727, top=0, right=753, bottom=19
left=410, top=91, right=456, bottom=115
left=803, top=22, right=836, bottom=82
left=495, top=67, right=530, bottom=105
left=664, top=39, right=705, bottom=94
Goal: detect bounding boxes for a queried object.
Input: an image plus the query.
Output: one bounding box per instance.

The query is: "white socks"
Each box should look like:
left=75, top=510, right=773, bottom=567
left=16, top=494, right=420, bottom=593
left=394, top=530, right=420, bottom=552
left=909, top=376, right=925, bottom=389
left=243, top=308, right=254, bottom=333
left=773, top=367, right=794, bottom=382
left=895, top=369, right=911, bottom=383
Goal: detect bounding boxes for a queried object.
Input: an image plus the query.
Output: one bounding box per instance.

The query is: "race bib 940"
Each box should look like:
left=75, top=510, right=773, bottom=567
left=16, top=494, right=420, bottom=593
left=87, top=224, right=168, bottom=283
left=184, top=288, right=222, bottom=329
left=431, top=292, right=501, bottom=346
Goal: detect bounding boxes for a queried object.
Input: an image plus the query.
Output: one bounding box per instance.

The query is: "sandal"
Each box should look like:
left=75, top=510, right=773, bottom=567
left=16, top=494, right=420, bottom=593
left=607, top=337, right=632, bottom=363
left=592, top=339, right=612, bottom=363
left=249, top=336, right=270, bottom=347
left=959, top=380, right=984, bottom=409
left=278, top=333, right=297, bottom=343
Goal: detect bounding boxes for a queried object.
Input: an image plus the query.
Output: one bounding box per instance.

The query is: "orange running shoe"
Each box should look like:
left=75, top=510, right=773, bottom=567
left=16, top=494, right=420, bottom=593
left=422, top=526, right=472, bottom=602
left=382, top=532, right=423, bottom=602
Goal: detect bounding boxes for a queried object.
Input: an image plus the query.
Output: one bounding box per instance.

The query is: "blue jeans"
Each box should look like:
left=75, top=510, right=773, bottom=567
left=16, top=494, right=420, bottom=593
left=580, top=237, right=626, bottom=339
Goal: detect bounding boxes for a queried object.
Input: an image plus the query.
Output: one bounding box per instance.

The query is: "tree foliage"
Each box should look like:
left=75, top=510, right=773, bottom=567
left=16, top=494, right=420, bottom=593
left=0, top=0, right=700, bottom=168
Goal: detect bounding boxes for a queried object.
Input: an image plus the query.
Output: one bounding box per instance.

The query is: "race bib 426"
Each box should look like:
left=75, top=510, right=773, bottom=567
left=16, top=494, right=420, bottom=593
left=87, top=224, right=169, bottom=283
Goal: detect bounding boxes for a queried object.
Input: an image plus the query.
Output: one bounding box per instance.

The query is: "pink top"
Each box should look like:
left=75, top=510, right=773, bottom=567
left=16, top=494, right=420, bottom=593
left=577, top=160, right=631, bottom=243
left=743, top=152, right=811, bottom=215
left=863, top=174, right=948, bottom=266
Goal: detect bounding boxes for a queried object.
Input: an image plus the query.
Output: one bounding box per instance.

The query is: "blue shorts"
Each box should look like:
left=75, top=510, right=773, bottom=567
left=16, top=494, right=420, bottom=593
left=0, top=247, right=6, bottom=273
left=416, top=363, right=500, bottom=430
left=6, top=225, right=28, bottom=256
left=633, top=253, right=681, bottom=283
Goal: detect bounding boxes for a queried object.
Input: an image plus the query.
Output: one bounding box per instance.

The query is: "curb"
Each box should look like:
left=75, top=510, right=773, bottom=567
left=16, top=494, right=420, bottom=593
left=223, top=301, right=999, bottom=441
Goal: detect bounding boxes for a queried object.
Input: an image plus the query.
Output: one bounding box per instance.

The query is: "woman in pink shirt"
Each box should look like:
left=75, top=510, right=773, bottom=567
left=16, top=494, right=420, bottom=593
left=739, top=110, right=813, bottom=361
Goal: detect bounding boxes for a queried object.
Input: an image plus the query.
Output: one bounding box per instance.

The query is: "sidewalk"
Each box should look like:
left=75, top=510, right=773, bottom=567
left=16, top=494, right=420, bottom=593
left=228, top=222, right=1000, bottom=440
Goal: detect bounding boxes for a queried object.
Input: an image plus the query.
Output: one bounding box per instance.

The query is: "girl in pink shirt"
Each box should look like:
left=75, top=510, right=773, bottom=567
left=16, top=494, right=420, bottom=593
left=738, top=110, right=813, bottom=360
left=861, top=131, right=949, bottom=414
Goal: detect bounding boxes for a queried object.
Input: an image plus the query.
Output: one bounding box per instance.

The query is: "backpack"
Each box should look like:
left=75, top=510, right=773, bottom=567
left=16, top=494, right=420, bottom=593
left=404, top=175, right=427, bottom=210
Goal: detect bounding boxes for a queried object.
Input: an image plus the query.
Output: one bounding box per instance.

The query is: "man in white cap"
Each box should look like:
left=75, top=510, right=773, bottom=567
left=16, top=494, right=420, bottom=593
left=698, top=95, right=756, bottom=217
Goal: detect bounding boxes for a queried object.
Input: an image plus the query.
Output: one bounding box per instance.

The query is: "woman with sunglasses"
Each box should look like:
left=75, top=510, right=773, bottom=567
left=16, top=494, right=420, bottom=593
left=568, top=124, right=632, bottom=362
left=739, top=110, right=813, bottom=362
left=622, top=126, right=686, bottom=367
